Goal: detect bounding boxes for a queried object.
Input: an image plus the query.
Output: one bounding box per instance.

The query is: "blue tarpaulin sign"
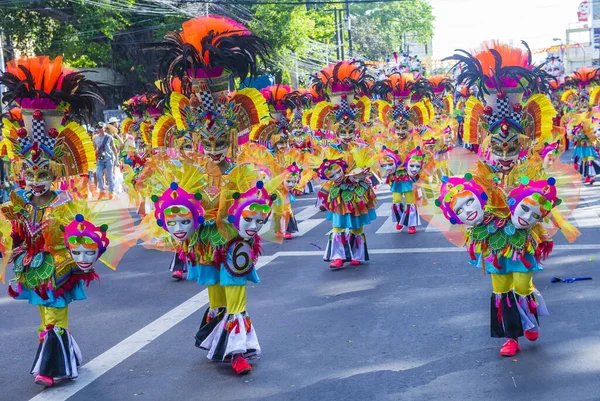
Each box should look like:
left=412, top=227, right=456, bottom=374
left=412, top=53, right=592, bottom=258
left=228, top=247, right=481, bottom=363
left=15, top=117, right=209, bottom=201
left=239, top=75, right=275, bottom=90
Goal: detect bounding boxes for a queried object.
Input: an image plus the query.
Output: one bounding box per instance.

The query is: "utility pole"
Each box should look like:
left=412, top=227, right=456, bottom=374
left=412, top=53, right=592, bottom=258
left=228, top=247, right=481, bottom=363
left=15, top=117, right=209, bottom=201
left=334, top=8, right=340, bottom=60
left=293, top=54, right=299, bottom=88
left=345, top=0, right=353, bottom=58
left=0, top=30, right=5, bottom=112
left=338, top=8, right=345, bottom=60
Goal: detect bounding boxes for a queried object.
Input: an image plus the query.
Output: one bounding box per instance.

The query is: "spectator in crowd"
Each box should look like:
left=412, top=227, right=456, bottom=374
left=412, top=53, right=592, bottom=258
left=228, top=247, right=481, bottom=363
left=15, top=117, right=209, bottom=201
left=93, top=123, right=118, bottom=200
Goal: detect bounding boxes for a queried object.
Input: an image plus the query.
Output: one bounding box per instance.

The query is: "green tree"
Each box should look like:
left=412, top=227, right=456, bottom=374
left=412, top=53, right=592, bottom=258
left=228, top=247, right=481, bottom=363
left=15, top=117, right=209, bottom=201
left=351, top=0, right=434, bottom=61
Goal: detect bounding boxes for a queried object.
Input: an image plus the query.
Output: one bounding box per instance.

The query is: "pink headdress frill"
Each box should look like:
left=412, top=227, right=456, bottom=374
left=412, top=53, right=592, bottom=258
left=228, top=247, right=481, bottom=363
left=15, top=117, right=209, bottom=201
left=314, top=157, right=349, bottom=180
left=380, top=145, right=402, bottom=168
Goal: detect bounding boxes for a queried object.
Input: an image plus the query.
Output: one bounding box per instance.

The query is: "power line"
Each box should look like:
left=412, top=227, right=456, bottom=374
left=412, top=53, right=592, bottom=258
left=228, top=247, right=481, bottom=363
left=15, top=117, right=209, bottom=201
left=179, top=0, right=408, bottom=4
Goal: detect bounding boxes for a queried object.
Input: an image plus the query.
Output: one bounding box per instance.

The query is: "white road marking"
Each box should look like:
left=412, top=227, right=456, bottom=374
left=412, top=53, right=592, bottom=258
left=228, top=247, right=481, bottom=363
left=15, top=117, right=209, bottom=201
left=294, top=205, right=322, bottom=221
left=375, top=217, right=399, bottom=234
left=28, top=243, right=600, bottom=401
left=571, top=205, right=600, bottom=228
left=376, top=202, right=392, bottom=216
left=29, top=255, right=277, bottom=401
left=425, top=224, right=441, bottom=232
left=294, top=219, right=326, bottom=237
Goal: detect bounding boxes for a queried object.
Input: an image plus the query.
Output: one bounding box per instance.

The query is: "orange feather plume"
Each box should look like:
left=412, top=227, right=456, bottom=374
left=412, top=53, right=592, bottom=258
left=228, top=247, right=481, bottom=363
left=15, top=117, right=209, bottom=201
left=572, top=67, right=599, bottom=83
left=180, top=16, right=250, bottom=64
left=473, top=41, right=530, bottom=75
left=388, top=73, right=414, bottom=92
left=6, top=56, right=66, bottom=94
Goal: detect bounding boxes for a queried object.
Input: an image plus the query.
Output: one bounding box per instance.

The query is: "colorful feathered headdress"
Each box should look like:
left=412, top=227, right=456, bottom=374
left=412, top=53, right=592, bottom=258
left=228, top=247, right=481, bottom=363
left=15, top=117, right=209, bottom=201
left=155, top=15, right=269, bottom=82
left=0, top=56, right=102, bottom=180
left=311, top=60, right=371, bottom=101
left=449, top=42, right=555, bottom=150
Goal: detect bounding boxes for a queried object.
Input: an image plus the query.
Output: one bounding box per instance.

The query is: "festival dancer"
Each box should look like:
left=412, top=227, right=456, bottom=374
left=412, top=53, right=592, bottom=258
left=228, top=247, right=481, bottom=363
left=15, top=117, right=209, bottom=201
left=309, top=60, right=372, bottom=152
left=429, top=41, right=581, bottom=357
left=0, top=55, right=124, bottom=387
left=149, top=15, right=272, bottom=374
left=570, top=121, right=600, bottom=184
left=310, top=147, right=378, bottom=269
left=197, top=165, right=280, bottom=372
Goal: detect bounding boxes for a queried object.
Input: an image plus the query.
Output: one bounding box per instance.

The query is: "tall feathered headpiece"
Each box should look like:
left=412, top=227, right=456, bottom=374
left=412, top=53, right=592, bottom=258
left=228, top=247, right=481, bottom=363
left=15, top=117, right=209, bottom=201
left=447, top=42, right=555, bottom=151
left=310, top=60, right=371, bottom=101
left=0, top=56, right=102, bottom=180
left=149, top=16, right=270, bottom=156
left=0, top=56, right=104, bottom=122
left=155, top=15, right=269, bottom=82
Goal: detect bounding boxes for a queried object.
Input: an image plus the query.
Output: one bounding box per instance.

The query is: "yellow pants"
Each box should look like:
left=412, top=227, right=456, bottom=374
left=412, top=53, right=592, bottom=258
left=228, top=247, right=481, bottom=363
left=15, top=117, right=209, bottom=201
left=491, top=272, right=535, bottom=297
left=393, top=191, right=414, bottom=204
left=38, top=306, right=69, bottom=330
left=207, top=284, right=247, bottom=314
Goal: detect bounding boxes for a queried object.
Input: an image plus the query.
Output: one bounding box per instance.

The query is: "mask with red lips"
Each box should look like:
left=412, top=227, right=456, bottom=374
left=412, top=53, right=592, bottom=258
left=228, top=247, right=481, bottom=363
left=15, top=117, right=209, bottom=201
left=153, top=182, right=205, bottom=242
left=62, top=214, right=109, bottom=271
left=227, top=181, right=277, bottom=240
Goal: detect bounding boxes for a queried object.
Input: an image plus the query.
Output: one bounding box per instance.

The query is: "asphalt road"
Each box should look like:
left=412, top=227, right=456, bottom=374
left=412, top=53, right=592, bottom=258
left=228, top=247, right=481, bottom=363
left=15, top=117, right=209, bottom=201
left=2, top=161, right=600, bottom=401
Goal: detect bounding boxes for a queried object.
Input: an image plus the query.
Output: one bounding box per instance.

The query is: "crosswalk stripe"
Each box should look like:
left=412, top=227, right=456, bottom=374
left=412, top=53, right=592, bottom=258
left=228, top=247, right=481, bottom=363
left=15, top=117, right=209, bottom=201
left=571, top=205, right=600, bottom=228
left=295, top=219, right=327, bottom=237
left=376, top=202, right=392, bottom=216
left=294, top=205, right=322, bottom=221
left=376, top=217, right=398, bottom=234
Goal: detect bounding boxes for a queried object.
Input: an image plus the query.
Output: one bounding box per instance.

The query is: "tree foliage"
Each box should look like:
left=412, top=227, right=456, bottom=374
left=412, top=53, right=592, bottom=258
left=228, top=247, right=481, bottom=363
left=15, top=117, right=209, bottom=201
left=0, top=1, right=433, bottom=96
left=351, top=0, right=435, bottom=61
left=248, top=4, right=334, bottom=84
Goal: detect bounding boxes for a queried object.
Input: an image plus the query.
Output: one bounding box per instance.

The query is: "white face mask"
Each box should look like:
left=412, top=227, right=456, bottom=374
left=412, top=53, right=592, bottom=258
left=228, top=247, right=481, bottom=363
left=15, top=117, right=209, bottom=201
left=325, top=164, right=344, bottom=182
left=452, top=192, right=484, bottom=226
left=407, top=160, right=422, bottom=177
left=380, top=160, right=396, bottom=175
left=490, top=153, right=519, bottom=173
left=165, top=214, right=195, bottom=241
left=594, top=125, right=600, bottom=140
left=285, top=177, right=299, bottom=191
left=201, top=138, right=228, bottom=163
left=238, top=208, right=266, bottom=240
left=511, top=197, right=544, bottom=229
left=26, top=179, right=52, bottom=197
left=70, top=244, right=99, bottom=271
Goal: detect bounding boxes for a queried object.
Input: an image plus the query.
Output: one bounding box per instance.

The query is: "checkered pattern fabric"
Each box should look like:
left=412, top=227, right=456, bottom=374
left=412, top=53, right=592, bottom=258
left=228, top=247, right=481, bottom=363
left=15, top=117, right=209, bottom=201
left=199, top=90, right=215, bottom=112
left=18, top=135, right=33, bottom=151
left=31, top=118, right=56, bottom=151
left=484, top=96, right=523, bottom=126
left=335, top=96, right=355, bottom=121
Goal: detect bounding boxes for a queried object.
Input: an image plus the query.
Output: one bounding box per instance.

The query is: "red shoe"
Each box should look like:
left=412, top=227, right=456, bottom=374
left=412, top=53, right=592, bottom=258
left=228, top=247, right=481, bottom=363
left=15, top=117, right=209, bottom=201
left=524, top=330, right=539, bottom=342
left=231, top=356, right=252, bottom=375
left=350, top=260, right=361, bottom=266
left=284, top=232, right=293, bottom=240
left=585, top=176, right=591, bottom=183
left=171, top=270, right=184, bottom=280
left=499, top=338, right=520, bottom=356
left=34, top=375, right=54, bottom=387
left=395, top=224, right=404, bottom=231
left=329, top=259, right=344, bottom=269
left=408, top=226, right=416, bottom=234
